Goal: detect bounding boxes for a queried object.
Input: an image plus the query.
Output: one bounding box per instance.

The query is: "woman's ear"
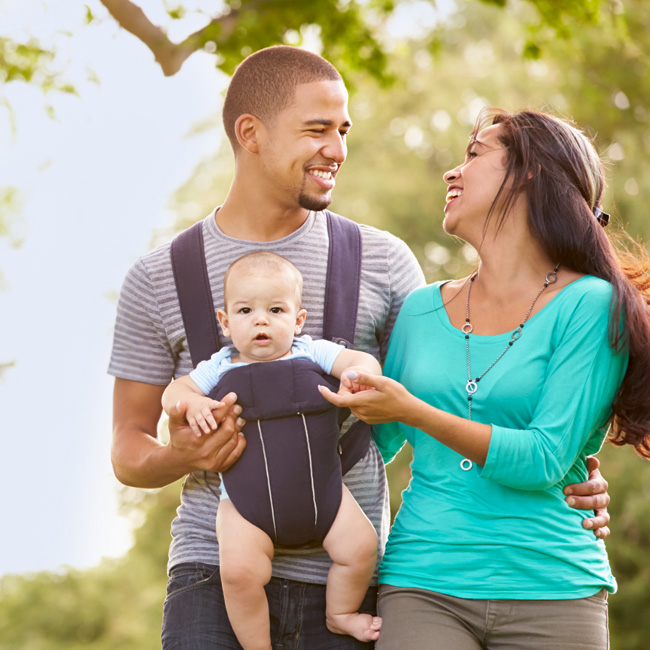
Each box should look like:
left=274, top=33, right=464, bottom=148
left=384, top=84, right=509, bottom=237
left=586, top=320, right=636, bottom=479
left=217, top=309, right=231, bottom=337
left=234, top=114, right=260, bottom=154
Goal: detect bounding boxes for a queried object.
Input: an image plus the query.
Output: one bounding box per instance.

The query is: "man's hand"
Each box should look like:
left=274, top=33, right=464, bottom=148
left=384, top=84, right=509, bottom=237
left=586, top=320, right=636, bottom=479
left=168, top=391, right=246, bottom=474
left=564, top=456, right=610, bottom=539
left=112, top=378, right=246, bottom=488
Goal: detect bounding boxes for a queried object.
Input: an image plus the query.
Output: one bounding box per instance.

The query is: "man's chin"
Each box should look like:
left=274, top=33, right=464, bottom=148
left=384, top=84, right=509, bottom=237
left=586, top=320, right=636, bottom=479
left=298, top=192, right=332, bottom=212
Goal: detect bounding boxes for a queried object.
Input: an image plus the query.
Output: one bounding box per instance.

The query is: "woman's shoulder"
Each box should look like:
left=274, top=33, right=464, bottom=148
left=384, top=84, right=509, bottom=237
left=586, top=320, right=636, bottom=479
left=399, top=281, right=449, bottom=315
left=558, top=274, right=614, bottom=310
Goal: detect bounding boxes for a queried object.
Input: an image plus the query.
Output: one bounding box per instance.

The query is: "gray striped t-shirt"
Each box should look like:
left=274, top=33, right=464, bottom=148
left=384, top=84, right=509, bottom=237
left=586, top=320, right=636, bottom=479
left=108, top=209, right=425, bottom=585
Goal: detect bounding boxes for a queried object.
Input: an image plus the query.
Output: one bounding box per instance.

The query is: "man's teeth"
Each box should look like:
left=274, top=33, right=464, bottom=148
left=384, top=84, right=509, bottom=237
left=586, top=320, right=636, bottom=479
left=310, top=170, right=332, bottom=180
left=446, top=189, right=463, bottom=203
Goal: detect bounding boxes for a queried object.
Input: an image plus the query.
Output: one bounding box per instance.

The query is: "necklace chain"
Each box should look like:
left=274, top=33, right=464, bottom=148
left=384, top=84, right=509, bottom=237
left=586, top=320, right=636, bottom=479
left=459, top=264, right=559, bottom=471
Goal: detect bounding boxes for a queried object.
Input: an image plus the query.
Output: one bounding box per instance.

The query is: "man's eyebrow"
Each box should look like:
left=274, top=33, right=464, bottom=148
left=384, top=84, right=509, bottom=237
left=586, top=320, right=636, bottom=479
left=303, top=119, right=353, bottom=128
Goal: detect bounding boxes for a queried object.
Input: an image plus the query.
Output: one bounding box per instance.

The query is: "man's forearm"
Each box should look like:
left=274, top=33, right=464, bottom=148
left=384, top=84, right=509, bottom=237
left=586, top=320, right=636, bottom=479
left=111, top=426, right=188, bottom=488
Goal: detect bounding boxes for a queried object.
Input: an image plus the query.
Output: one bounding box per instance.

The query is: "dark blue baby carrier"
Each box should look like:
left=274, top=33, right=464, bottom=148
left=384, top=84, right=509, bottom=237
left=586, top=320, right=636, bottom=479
left=171, top=212, right=372, bottom=546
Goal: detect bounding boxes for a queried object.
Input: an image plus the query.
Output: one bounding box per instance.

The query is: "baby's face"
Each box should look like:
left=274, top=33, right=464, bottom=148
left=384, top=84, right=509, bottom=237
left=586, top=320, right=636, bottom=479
left=219, top=269, right=305, bottom=364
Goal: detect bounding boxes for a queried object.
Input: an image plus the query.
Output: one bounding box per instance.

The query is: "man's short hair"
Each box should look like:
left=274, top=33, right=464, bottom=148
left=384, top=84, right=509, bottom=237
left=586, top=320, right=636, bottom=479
left=222, top=45, right=342, bottom=152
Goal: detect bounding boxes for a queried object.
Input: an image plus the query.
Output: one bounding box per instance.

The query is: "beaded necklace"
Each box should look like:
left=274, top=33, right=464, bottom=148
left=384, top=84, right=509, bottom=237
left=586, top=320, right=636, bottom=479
left=459, top=264, right=560, bottom=471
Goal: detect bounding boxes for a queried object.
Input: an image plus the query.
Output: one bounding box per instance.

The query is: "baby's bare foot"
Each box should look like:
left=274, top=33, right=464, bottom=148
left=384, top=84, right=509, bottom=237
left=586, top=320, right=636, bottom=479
left=327, top=612, right=382, bottom=642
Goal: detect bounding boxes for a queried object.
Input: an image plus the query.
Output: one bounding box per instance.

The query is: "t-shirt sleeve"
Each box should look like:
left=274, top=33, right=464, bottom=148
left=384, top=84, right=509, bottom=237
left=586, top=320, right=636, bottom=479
left=107, top=259, right=175, bottom=385
left=380, top=235, right=425, bottom=361
left=371, top=291, right=414, bottom=464
left=308, top=337, right=346, bottom=374
left=480, top=284, right=628, bottom=490
left=189, top=349, right=231, bottom=395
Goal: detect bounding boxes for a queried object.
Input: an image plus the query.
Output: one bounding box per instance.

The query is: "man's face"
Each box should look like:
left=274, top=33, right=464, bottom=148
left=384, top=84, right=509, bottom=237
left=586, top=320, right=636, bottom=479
left=259, top=80, right=351, bottom=212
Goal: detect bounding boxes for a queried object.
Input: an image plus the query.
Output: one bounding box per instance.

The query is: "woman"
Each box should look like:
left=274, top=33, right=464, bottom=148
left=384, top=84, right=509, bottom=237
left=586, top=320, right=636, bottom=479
left=321, top=108, right=650, bottom=649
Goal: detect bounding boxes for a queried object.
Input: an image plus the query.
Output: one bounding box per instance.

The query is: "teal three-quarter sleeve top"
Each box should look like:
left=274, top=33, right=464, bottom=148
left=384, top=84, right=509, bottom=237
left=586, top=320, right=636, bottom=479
left=374, top=276, right=628, bottom=599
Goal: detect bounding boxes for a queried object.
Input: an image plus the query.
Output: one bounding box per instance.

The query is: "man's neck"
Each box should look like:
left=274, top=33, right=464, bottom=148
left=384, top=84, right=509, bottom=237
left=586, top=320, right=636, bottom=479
left=217, top=190, right=311, bottom=242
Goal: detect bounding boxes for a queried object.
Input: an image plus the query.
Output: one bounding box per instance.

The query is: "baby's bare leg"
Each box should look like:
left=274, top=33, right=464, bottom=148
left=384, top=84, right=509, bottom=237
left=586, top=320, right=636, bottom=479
left=216, top=499, right=274, bottom=650
left=322, top=484, right=382, bottom=642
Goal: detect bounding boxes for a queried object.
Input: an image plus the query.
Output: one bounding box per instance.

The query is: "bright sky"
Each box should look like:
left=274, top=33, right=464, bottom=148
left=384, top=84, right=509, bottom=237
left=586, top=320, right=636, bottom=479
left=0, top=2, right=229, bottom=577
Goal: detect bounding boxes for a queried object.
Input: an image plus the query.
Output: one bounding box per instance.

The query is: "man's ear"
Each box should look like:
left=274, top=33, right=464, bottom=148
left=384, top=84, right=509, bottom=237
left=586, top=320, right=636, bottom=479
left=295, top=309, right=307, bottom=335
left=217, top=309, right=231, bottom=337
left=234, top=114, right=261, bottom=154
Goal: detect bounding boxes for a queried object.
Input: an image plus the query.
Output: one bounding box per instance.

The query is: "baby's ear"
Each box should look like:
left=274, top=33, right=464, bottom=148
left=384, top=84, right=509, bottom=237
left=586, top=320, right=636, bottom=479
left=295, top=308, right=307, bottom=334
left=217, top=309, right=230, bottom=336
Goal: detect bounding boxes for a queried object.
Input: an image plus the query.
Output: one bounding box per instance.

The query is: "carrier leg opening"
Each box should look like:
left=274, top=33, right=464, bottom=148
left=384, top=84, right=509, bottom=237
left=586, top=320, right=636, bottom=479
left=217, top=498, right=274, bottom=650
left=322, top=484, right=382, bottom=642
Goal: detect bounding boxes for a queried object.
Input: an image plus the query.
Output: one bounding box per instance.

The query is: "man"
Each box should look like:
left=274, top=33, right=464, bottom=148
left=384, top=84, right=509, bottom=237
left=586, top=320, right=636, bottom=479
left=109, top=46, right=610, bottom=649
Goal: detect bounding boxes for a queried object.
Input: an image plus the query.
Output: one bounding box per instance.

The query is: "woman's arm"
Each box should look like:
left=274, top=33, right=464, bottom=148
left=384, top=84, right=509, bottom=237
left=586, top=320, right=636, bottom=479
left=320, top=374, right=492, bottom=464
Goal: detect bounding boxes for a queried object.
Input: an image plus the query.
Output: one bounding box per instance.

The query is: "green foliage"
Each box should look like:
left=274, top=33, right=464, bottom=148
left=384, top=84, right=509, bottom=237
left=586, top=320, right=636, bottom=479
left=587, top=445, right=650, bottom=649
left=191, top=0, right=391, bottom=87
left=0, top=36, right=75, bottom=96
left=0, top=483, right=181, bottom=650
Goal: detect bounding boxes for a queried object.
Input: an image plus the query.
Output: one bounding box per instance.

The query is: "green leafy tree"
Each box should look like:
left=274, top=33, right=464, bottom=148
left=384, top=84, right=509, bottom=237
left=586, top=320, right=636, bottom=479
left=95, top=0, right=621, bottom=81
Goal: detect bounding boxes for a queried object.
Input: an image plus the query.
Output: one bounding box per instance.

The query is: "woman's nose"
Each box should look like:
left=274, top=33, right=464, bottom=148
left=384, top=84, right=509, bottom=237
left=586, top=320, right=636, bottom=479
left=443, top=167, right=461, bottom=184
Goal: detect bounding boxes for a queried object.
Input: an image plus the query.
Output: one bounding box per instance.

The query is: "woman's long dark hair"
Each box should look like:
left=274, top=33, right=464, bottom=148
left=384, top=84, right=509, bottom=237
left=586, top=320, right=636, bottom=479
left=475, top=108, right=650, bottom=459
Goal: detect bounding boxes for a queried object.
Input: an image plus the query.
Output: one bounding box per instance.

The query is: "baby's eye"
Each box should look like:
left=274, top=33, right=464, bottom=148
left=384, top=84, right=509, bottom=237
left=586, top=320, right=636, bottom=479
left=239, top=307, right=251, bottom=314
left=270, top=307, right=283, bottom=314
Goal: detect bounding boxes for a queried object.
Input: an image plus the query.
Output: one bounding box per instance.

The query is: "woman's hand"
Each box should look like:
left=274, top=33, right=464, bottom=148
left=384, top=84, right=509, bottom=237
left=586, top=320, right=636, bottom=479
left=320, top=371, right=416, bottom=425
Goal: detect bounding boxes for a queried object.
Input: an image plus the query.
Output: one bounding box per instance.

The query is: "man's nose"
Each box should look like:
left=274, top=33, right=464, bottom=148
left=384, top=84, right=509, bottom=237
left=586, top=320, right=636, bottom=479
left=323, top=132, right=347, bottom=165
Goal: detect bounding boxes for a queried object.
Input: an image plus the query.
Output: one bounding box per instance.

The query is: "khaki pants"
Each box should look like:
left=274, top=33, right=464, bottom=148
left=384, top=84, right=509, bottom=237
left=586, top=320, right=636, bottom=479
left=376, top=585, right=608, bottom=650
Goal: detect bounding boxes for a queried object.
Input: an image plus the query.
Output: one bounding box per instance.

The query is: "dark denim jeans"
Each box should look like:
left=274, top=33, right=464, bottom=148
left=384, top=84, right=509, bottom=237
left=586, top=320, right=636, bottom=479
left=161, top=562, right=378, bottom=650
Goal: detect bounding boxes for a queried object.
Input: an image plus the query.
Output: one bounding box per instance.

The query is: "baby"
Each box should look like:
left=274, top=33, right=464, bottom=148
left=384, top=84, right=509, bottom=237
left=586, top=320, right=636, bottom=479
left=162, top=251, right=382, bottom=650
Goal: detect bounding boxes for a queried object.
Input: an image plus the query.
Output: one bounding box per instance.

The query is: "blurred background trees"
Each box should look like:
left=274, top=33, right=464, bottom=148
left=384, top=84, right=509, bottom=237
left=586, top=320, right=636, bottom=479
left=2, top=0, right=649, bottom=647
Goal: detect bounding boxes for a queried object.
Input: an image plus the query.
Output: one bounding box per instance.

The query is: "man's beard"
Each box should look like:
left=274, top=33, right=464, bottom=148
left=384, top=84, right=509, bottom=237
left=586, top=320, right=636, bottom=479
left=298, top=190, right=332, bottom=212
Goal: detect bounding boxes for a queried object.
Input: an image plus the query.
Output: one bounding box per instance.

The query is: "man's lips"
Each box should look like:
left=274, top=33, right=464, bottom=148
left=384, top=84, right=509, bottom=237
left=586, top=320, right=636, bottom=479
left=307, top=167, right=336, bottom=189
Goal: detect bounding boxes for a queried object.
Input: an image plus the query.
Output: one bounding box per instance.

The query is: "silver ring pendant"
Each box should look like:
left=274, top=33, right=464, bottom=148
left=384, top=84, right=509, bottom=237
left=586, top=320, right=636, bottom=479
left=460, top=458, right=473, bottom=471
left=462, top=322, right=473, bottom=334
left=466, top=380, right=478, bottom=395
left=546, top=271, right=558, bottom=284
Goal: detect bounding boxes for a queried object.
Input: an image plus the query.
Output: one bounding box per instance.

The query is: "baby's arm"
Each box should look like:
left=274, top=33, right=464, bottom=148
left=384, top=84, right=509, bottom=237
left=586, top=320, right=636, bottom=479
left=330, top=349, right=382, bottom=396
left=162, top=375, right=225, bottom=437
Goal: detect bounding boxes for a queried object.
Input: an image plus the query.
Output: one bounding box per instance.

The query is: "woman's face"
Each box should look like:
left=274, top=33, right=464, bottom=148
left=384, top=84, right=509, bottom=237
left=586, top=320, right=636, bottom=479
left=442, top=123, right=512, bottom=242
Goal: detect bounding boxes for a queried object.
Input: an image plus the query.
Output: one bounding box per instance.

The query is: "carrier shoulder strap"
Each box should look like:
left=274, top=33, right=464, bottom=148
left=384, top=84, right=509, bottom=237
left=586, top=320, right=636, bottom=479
left=170, top=221, right=221, bottom=367
left=322, top=210, right=361, bottom=349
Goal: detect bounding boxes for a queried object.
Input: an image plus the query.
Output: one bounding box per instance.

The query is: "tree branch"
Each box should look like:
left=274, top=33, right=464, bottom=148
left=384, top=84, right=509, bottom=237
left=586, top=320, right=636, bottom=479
left=99, top=0, right=239, bottom=76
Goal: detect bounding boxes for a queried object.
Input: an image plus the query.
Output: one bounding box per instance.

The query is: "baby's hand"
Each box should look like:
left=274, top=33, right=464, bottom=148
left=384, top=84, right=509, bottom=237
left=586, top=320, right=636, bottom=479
left=338, top=368, right=378, bottom=396
left=185, top=395, right=226, bottom=436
